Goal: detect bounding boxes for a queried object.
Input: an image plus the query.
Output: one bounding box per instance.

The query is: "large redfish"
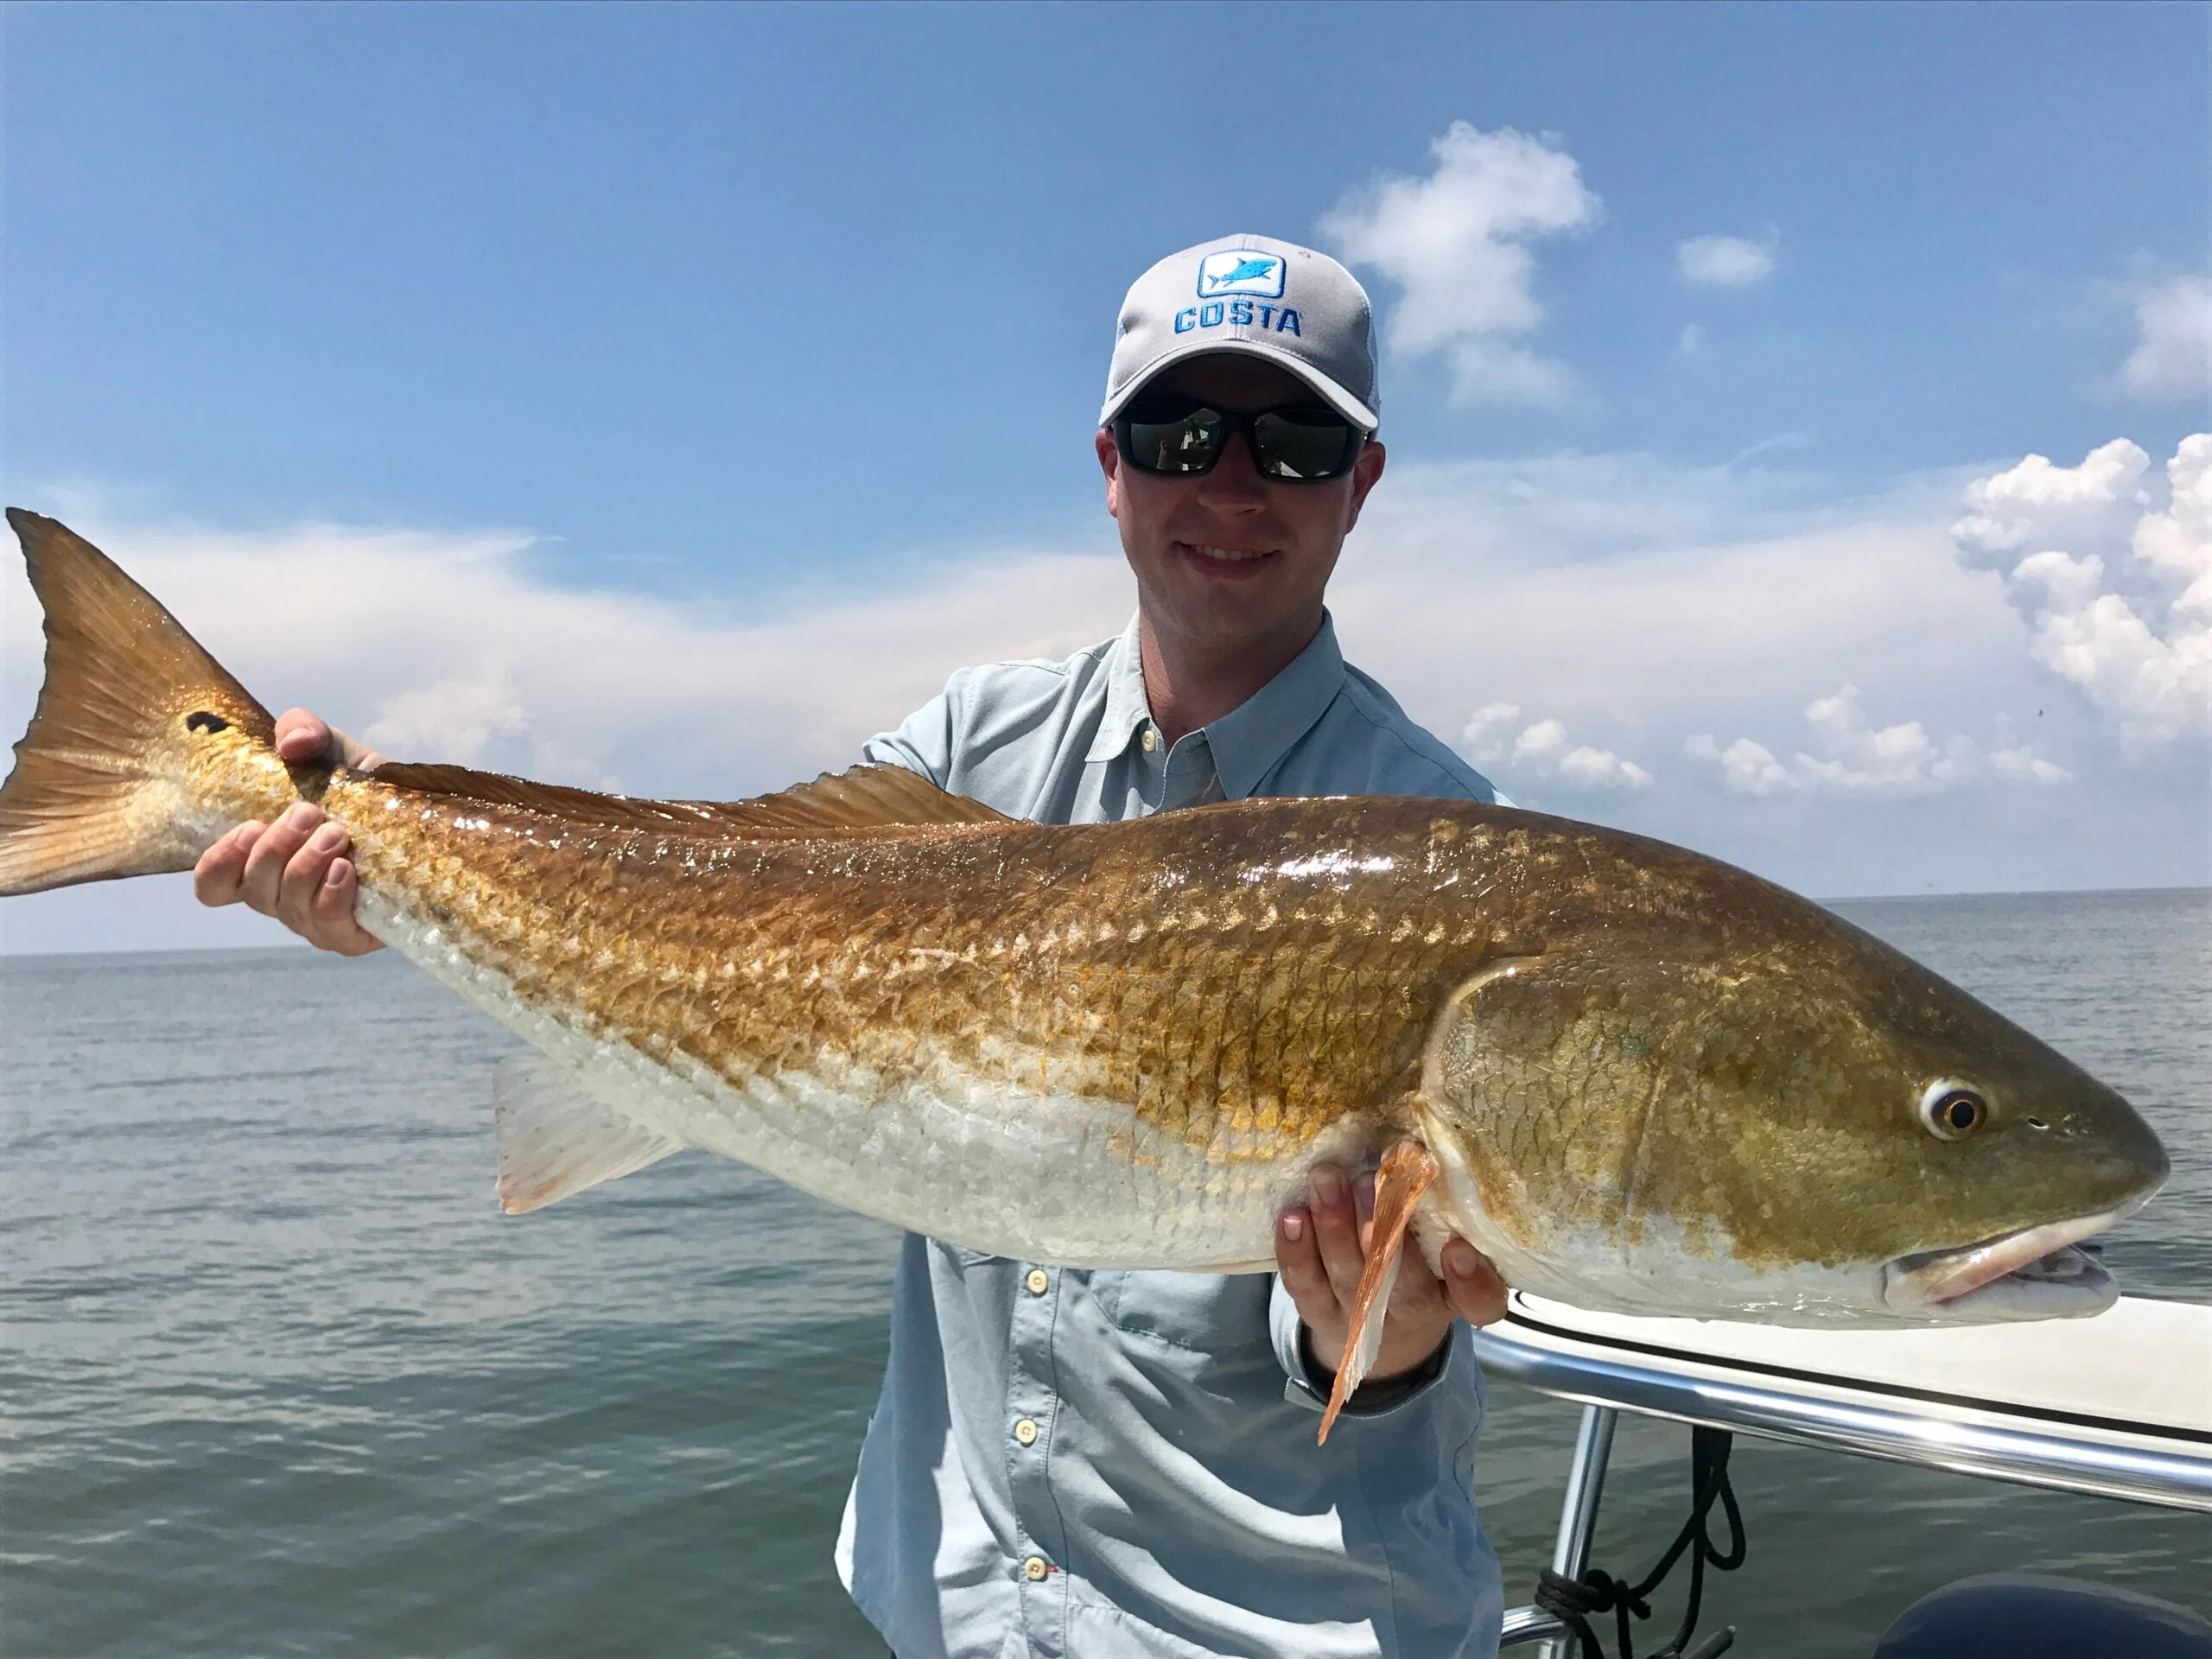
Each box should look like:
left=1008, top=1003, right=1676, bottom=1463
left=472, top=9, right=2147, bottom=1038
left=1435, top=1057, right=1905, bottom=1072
left=0, top=512, right=2169, bottom=1440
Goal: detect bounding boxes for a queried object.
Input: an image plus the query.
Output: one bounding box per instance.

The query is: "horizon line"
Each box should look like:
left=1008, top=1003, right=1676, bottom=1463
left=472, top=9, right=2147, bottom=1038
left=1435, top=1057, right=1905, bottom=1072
left=3, top=881, right=2205, bottom=963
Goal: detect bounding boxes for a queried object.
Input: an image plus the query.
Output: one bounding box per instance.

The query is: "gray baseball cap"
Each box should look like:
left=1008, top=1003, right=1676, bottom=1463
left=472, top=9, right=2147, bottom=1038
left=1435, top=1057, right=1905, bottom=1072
left=1099, top=234, right=1381, bottom=432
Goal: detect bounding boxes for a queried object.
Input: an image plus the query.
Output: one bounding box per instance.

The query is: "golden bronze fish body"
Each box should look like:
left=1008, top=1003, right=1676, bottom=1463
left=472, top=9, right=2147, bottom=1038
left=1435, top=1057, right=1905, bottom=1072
left=0, top=510, right=2171, bottom=1330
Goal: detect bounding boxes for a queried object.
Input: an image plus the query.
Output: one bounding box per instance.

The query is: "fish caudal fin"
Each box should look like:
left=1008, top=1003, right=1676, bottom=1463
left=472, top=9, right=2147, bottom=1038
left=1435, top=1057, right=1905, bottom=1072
left=1318, top=1138, right=1441, bottom=1446
left=0, top=510, right=275, bottom=895
left=493, top=1057, right=683, bottom=1213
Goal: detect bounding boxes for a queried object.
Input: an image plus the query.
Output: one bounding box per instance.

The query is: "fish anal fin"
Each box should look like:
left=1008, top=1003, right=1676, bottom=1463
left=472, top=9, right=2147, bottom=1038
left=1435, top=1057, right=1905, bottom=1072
left=1318, top=1137, right=1442, bottom=1446
left=369, top=761, right=1009, bottom=838
left=493, top=1056, right=683, bottom=1213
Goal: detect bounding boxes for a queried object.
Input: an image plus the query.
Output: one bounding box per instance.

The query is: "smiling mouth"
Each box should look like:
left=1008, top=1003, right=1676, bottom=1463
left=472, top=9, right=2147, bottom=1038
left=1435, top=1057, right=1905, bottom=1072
left=1177, top=542, right=1278, bottom=572
left=1883, top=1205, right=2129, bottom=1315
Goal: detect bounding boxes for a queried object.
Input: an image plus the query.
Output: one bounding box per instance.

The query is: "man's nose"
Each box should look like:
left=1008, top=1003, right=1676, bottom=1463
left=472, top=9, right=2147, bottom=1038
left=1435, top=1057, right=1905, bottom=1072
left=1194, top=433, right=1269, bottom=509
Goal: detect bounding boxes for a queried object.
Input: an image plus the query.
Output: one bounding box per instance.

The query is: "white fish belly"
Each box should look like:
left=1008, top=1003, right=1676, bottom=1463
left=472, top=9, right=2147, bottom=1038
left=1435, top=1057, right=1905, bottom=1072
left=357, top=888, right=1364, bottom=1268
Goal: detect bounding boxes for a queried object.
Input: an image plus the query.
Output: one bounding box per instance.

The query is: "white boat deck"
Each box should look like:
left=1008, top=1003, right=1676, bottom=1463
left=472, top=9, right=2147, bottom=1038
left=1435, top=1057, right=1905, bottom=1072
left=1472, top=1292, right=2212, bottom=1511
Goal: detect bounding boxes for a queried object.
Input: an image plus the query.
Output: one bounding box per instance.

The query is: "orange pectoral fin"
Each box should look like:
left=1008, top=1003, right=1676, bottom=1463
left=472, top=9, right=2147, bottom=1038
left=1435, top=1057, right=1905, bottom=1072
left=1317, top=1137, right=1441, bottom=1446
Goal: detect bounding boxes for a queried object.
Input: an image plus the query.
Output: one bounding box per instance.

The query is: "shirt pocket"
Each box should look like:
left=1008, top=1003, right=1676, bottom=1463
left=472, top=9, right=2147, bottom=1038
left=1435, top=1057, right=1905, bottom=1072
left=1092, top=1268, right=1269, bottom=1357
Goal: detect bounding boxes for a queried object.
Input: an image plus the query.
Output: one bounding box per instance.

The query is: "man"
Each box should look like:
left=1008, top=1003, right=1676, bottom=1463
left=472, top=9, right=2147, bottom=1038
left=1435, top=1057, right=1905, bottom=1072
left=197, top=234, right=1513, bottom=1658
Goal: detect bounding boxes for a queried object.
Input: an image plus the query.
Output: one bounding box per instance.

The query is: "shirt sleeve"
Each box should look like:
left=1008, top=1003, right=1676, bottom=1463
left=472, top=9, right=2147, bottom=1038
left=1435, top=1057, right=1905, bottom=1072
left=1268, top=1270, right=1458, bottom=1419
left=858, top=673, right=964, bottom=786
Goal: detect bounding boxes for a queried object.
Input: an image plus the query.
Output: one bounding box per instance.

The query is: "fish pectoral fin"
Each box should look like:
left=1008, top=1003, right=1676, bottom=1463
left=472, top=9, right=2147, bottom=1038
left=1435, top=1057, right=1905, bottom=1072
left=1318, top=1137, right=1442, bottom=1446
left=493, top=1057, right=683, bottom=1214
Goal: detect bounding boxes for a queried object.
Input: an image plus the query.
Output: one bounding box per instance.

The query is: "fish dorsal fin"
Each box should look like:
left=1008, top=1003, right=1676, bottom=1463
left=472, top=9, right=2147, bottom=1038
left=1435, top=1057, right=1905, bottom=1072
left=365, top=761, right=1011, bottom=837
left=724, top=765, right=1014, bottom=831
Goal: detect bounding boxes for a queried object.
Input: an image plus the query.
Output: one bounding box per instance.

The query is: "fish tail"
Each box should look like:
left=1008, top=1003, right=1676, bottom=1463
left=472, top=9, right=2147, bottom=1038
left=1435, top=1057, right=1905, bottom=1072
left=0, top=509, right=277, bottom=896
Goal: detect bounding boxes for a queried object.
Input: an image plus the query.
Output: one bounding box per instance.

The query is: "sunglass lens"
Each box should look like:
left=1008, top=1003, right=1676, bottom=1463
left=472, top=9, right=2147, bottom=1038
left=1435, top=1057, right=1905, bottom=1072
left=1122, top=403, right=1224, bottom=475
left=1251, top=410, right=1359, bottom=480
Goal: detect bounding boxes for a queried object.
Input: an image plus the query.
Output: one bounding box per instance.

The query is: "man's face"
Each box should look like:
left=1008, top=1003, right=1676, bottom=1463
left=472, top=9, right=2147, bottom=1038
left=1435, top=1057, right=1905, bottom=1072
left=1094, top=353, right=1386, bottom=657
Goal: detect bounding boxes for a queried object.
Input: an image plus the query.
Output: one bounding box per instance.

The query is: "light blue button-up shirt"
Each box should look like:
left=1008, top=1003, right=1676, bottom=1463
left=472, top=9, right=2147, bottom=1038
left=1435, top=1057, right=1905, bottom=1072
left=837, top=613, right=1507, bottom=1659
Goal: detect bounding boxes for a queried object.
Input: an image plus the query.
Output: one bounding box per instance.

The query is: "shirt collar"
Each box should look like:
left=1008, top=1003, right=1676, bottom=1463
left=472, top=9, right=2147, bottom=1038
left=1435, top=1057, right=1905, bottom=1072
left=1084, top=612, right=1350, bottom=798
left=1085, top=613, right=1155, bottom=765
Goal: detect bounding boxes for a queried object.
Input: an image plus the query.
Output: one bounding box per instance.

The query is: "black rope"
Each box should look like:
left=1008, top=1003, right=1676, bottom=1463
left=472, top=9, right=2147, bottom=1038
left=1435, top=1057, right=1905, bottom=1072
left=1531, top=1426, right=1746, bottom=1659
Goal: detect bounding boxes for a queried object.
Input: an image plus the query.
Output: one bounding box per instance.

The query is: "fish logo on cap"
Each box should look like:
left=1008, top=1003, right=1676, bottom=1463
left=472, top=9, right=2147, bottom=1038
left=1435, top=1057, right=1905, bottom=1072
left=1197, top=251, right=1286, bottom=300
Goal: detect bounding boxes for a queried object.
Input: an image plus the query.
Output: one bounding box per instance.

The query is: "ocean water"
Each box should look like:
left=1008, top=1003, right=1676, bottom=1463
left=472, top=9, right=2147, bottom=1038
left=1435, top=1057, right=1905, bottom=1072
left=2, top=888, right=2205, bottom=1657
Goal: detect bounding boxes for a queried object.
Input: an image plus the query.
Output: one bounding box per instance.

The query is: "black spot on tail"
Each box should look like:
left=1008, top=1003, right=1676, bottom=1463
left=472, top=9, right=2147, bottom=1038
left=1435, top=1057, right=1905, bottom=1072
left=185, top=711, right=231, bottom=734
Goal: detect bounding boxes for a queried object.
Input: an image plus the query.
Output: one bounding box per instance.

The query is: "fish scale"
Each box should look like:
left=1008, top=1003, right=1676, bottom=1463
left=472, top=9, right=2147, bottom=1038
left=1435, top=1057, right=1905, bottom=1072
left=351, top=785, right=1476, bottom=1145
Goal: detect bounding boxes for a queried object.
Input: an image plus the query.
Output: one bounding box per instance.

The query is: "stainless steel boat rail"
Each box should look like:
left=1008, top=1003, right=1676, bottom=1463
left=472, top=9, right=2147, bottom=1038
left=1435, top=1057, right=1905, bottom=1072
left=1477, top=1295, right=2212, bottom=1649
left=1504, top=1403, right=1615, bottom=1655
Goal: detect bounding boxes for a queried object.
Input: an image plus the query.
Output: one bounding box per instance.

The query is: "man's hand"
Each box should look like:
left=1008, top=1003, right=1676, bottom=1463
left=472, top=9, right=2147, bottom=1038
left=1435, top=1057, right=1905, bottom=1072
left=192, top=709, right=387, bottom=957
left=1277, top=1160, right=1508, bottom=1388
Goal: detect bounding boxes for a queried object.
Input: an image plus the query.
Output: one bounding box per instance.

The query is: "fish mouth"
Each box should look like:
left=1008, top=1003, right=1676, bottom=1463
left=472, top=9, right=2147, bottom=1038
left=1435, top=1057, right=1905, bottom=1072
left=1882, top=1205, right=2133, bottom=1319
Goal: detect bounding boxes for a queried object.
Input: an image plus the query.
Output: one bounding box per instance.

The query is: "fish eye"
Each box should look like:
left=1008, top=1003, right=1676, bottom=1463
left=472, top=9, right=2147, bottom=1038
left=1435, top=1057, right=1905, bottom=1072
left=1919, top=1080, right=1989, bottom=1141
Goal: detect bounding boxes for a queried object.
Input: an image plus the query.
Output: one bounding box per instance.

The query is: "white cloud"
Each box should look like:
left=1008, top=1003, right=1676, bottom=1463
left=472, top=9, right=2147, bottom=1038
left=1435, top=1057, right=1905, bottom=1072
left=1319, top=123, right=1598, bottom=408
left=1683, top=734, right=1794, bottom=797
left=1991, top=746, right=2073, bottom=786
left=1950, top=436, right=2150, bottom=555
left=1795, top=685, right=1976, bottom=793
left=1953, top=435, right=2211, bottom=748
left=1676, top=233, right=1777, bottom=288
left=1687, top=684, right=2066, bottom=797
left=1459, top=703, right=1653, bottom=792
left=362, top=671, right=529, bottom=766
left=2121, top=275, right=2210, bottom=402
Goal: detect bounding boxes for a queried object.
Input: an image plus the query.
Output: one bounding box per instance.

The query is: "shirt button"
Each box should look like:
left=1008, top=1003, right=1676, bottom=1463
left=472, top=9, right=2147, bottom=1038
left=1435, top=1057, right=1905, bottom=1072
left=1014, top=1416, right=1039, bottom=1446
left=1023, top=1554, right=1051, bottom=1582
left=1025, top=1268, right=1050, bottom=1295
left=1141, top=726, right=1159, bottom=752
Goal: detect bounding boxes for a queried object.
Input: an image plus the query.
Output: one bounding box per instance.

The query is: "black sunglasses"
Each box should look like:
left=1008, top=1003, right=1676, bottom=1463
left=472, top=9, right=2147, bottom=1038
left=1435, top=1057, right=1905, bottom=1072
left=1113, top=397, right=1366, bottom=483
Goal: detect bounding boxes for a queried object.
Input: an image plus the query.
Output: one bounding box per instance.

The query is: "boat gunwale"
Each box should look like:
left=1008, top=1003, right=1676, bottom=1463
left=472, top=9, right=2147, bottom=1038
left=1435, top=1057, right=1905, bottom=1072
left=1472, top=1296, right=2212, bottom=1513
left=1496, top=1301, right=2212, bottom=1448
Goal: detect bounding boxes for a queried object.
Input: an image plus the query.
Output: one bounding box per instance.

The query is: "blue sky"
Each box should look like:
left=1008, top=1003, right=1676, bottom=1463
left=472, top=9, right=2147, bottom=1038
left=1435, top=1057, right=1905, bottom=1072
left=3, top=3, right=2208, bottom=950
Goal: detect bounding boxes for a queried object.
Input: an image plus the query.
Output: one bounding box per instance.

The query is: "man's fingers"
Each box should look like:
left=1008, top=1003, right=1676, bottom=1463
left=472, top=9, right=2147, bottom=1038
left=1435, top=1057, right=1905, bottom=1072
left=193, top=823, right=258, bottom=907
left=1307, top=1164, right=1367, bottom=1306
left=309, top=858, right=385, bottom=956
left=271, top=708, right=384, bottom=772
left=238, top=806, right=316, bottom=913
left=310, top=857, right=356, bottom=931
left=238, top=804, right=331, bottom=914
left=273, top=820, right=350, bottom=936
left=196, top=791, right=378, bottom=954
left=1275, top=1206, right=1338, bottom=1320
left=1385, top=1236, right=1449, bottom=1313
left=273, top=709, right=334, bottom=764
left=1442, top=1237, right=1510, bottom=1327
